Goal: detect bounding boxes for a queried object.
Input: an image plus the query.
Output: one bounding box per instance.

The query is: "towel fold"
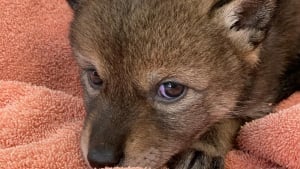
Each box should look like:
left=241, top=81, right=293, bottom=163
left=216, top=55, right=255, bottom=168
left=226, top=92, right=300, bottom=169
left=0, top=81, right=86, bottom=168
left=0, top=0, right=81, bottom=96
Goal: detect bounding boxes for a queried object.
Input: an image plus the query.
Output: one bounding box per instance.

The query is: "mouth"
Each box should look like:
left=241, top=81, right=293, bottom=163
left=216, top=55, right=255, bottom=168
left=83, top=147, right=205, bottom=169
left=84, top=151, right=175, bottom=169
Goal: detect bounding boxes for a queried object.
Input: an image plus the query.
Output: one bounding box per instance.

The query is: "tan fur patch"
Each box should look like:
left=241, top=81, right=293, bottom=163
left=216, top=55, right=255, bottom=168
left=80, top=121, right=92, bottom=168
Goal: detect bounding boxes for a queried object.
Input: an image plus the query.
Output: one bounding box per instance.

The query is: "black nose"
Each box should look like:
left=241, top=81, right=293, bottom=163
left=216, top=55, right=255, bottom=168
left=87, top=147, right=123, bottom=168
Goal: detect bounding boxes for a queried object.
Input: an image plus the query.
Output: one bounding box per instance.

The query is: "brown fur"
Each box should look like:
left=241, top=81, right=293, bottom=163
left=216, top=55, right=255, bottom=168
left=67, top=0, right=300, bottom=168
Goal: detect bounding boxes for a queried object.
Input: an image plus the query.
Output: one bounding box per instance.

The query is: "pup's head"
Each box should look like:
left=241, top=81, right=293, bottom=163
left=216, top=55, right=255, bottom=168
left=67, top=0, right=277, bottom=168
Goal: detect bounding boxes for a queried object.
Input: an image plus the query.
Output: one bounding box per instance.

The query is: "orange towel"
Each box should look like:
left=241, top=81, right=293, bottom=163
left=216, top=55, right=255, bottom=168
left=226, top=92, right=300, bottom=169
left=0, top=81, right=86, bottom=168
left=0, top=0, right=81, bottom=96
left=0, top=0, right=299, bottom=169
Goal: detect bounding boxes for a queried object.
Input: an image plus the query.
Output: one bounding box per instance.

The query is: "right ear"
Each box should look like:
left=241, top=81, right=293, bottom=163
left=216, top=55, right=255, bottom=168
left=215, top=0, right=277, bottom=45
left=67, top=0, right=80, bottom=10
left=211, top=0, right=277, bottom=65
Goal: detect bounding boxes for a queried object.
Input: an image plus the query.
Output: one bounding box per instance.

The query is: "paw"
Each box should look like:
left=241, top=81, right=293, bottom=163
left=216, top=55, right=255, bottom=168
left=167, top=150, right=224, bottom=169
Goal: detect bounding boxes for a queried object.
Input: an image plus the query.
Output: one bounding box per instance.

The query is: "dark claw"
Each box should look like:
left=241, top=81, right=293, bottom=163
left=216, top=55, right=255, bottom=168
left=167, top=150, right=224, bottom=169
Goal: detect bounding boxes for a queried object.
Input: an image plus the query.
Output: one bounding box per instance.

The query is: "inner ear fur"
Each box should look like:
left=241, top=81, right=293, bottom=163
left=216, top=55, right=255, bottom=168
left=212, top=0, right=278, bottom=64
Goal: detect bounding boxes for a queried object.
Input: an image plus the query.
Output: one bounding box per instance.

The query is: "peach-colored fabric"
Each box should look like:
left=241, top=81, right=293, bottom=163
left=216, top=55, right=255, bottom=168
left=225, top=92, right=300, bottom=169
left=0, top=0, right=299, bottom=169
left=0, top=81, right=86, bottom=168
left=0, top=0, right=81, bottom=96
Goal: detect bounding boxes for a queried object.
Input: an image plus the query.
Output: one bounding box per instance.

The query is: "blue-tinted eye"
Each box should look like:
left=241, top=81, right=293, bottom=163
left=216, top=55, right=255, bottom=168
left=158, top=81, right=186, bottom=100
left=87, top=69, right=103, bottom=88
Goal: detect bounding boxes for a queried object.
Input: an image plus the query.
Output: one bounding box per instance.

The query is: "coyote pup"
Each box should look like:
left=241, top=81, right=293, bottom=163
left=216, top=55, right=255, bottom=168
left=67, top=0, right=300, bottom=168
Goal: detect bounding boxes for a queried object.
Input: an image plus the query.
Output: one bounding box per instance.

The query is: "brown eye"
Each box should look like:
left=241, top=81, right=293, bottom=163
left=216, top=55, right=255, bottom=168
left=158, top=81, right=186, bottom=101
left=87, top=69, right=103, bottom=88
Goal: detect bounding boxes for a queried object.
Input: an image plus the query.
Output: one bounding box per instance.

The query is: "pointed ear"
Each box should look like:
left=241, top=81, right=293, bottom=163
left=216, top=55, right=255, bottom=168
left=211, top=0, right=277, bottom=65
left=67, top=0, right=81, bottom=10
left=213, top=0, right=277, bottom=48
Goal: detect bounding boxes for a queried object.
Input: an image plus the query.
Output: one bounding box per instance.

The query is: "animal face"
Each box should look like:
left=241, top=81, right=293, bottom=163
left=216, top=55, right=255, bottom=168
left=67, top=0, right=277, bottom=168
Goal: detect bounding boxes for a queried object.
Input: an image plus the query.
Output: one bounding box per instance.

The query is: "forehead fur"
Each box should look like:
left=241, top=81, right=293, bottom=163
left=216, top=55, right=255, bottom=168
left=70, top=0, right=245, bottom=86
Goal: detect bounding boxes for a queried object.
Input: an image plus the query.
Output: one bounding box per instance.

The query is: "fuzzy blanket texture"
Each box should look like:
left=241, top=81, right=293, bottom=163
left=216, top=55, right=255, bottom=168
left=0, top=0, right=299, bottom=169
